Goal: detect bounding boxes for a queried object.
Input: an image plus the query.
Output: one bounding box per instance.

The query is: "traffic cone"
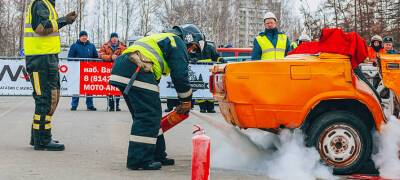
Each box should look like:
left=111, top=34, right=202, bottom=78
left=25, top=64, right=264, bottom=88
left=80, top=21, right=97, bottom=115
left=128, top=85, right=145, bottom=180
left=192, top=125, right=210, bottom=180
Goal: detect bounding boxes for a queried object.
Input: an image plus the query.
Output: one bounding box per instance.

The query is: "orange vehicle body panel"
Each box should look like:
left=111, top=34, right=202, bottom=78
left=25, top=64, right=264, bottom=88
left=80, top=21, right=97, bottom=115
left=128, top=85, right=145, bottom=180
left=380, top=54, right=400, bottom=102
left=213, top=54, right=386, bottom=131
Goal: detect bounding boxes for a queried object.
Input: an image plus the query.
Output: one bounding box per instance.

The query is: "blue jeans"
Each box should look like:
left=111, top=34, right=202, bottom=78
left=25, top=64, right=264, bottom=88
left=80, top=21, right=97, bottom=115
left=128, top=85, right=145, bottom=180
left=71, top=95, right=94, bottom=108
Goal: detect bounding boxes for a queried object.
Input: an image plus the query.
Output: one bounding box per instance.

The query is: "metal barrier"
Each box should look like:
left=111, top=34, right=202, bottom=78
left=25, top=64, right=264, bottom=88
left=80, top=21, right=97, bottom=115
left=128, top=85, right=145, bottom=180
left=0, top=57, right=218, bottom=100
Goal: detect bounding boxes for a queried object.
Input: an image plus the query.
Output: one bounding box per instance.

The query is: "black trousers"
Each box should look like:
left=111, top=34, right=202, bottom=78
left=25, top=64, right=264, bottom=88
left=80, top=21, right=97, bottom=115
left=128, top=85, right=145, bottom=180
left=166, top=99, right=178, bottom=110
left=198, top=100, right=215, bottom=111
left=26, top=54, right=60, bottom=144
left=113, top=70, right=167, bottom=167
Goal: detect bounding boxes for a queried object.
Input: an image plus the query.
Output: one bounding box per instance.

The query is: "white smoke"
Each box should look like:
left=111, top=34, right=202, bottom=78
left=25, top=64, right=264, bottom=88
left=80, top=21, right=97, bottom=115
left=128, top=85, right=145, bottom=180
left=190, top=111, right=336, bottom=180
left=372, top=116, right=400, bottom=179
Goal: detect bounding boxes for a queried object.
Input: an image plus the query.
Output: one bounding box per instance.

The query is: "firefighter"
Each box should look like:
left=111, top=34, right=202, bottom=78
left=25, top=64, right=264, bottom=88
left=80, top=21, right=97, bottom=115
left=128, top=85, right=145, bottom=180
left=108, top=24, right=199, bottom=170
left=24, top=0, right=77, bottom=151
left=190, top=35, right=221, bottom=113
left=367, top=35, right=384, bottom=63
left=251, top=12, right=291, bottom=60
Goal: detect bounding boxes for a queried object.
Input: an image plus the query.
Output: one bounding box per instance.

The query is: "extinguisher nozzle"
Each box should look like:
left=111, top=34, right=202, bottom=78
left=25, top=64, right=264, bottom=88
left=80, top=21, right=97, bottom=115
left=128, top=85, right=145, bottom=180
left=193, top=125, right=205, bottom=135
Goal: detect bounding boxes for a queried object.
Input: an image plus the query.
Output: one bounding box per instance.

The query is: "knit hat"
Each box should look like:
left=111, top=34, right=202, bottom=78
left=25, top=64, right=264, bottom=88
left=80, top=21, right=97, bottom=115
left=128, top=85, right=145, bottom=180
left=110, top=32, right=119, bottom=39
left=383, top=36, right=393, bottom=43
left=79, top=31, right=88, bottom=37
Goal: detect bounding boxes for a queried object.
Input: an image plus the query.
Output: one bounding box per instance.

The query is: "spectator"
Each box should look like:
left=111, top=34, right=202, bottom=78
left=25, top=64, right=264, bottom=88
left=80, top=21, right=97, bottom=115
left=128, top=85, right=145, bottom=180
left=69, top=31, right=98, bottom=111
left=367, top=35, right=385, bottom=62
left=298, top=33, right=311, bottom=45
left=251, top=12, right=291, bottom=60
left=99, top=32, right=127, bottom=111
left=382, top=36, right=397, bottom=54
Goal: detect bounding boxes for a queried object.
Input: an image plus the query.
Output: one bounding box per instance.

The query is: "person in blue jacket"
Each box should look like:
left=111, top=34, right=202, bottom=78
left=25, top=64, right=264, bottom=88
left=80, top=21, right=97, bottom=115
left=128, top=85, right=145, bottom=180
left=68, top=31, right=98, bottom=111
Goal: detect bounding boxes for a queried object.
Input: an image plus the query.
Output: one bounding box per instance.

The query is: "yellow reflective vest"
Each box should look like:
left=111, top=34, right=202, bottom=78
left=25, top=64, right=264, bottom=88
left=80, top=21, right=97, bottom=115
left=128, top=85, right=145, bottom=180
left=24, top=0, right=61, bottom=56
left=256, top=34, right=287, bottom=60
left=122, top=33, right=177, bottom=80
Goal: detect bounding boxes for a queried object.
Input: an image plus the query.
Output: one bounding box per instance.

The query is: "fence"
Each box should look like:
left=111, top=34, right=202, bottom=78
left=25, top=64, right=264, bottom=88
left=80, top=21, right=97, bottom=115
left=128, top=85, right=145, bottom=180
left=0, top=57, right=216, bottom=99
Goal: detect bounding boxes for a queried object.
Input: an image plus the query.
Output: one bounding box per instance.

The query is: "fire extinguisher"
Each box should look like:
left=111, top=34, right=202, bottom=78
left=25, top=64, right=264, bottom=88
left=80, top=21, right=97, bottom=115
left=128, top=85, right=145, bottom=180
left=191, top=125, right=210, bottom=180
left=160, top=110, right=189, bottom=133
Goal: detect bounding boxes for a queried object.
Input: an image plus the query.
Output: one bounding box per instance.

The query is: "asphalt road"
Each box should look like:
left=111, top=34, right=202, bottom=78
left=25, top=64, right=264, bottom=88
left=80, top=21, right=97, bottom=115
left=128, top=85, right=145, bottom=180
left=0, top=97, right=265, bottom=180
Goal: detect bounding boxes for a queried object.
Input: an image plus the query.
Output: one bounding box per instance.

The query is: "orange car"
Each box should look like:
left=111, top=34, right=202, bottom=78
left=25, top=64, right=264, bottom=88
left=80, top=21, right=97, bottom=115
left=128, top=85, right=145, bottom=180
left=210, top=53, right=400, bottom=175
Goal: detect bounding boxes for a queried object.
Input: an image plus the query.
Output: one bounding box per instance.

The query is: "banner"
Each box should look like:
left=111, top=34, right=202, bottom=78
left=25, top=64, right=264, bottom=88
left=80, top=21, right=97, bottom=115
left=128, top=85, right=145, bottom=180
left=0, top=59, right=214, bottom=99
left=0, top=60, right=32, bottom=95
left=79, top=61, right=121, bottom=96
left=60, top=60, right=80, bottom=96
left=0, top=60, right=80, bottom=96
left=159, top=64, right=213, bottom=99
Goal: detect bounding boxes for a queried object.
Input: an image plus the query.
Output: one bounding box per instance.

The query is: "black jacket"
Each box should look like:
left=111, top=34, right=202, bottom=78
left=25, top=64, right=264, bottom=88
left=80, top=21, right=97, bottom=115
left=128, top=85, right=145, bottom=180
left=189, top=42, right=220, bottom=62
left=30, top=0, right=68, bottom=31
left=110, top=35, right=192, bottom=101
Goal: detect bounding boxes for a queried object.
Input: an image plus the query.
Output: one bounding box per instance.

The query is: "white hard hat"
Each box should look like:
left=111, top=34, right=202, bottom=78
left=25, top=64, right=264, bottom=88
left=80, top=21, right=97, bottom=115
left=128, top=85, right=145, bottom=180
left=371, top=35, right=383, bottom=42
left=299, top=30, right=311, bottom=42
left=263, top=12, right=277, bottom=21
left=299, top=34, right=311, bottom=42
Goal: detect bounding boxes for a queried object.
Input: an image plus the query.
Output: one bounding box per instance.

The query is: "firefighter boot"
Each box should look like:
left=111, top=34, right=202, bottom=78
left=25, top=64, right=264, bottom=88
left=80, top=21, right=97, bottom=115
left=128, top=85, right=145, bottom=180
left=127, top=161, right=162, bottom=170
left=30, top=127, right=59, bottom=146
left=33, top=130, right=65, bottom=151
left=156, top=158, right=175, bottom=166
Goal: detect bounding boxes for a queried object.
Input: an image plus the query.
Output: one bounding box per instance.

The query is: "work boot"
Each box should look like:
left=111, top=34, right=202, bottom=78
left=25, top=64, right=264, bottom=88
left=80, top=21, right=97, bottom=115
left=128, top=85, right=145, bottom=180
left=30, top=137, right=59, bottom=146
left=34, top=141, right=65, bottom=151
left=156, top=157, right=175, bottom=166
left=207, top=109, right=216, bottom=113
left=30, top=127, right=59, bottom=146
left=87, top=106, right=97, bottom=111
left=33, top=130, right=64, bottom=151
left=127, top=161, right=162, bottom=170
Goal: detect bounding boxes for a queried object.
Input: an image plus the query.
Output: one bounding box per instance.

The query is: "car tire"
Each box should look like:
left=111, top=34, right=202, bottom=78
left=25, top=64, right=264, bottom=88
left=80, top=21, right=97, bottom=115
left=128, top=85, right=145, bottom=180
left=305, top=110, right=372, bottom=175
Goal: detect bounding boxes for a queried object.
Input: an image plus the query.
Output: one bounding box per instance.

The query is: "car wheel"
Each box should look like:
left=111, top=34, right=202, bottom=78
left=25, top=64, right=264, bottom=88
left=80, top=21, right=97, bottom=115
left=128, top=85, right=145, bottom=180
left=306, top=110, right=372, bottom=175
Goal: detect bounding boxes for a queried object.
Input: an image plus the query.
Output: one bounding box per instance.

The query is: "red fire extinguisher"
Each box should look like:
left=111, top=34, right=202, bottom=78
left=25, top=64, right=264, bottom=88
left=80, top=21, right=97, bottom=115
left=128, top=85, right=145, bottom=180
left=192, top=125, right=210, bottom=180
left=160, top=110, right=189, bottom=133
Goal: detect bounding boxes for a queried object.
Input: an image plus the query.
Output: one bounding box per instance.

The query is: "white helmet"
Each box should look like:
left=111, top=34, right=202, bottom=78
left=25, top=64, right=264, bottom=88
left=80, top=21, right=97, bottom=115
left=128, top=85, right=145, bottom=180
left=263, top=12, right=277, bottom=22
left=299, top=34, right=311, bottom=42
left=371, top=35, right=383, bottom=42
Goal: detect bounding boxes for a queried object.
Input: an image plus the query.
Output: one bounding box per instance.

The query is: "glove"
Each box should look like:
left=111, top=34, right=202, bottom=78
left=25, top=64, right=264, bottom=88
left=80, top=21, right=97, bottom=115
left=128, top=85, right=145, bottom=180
left=65, top=11, right=77, bottom=24
left=175, top=101, right=191, bottom=114
left=128, top=52, right=154, bottom=72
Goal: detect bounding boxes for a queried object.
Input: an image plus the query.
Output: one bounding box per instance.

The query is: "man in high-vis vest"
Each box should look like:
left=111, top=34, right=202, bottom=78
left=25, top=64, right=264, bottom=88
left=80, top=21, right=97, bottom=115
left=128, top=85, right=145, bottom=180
left=251, top=12, right=291, bottom=60
left=109, top=24, right=199, bottom=170
left=24, top=0, right=77, bottom=151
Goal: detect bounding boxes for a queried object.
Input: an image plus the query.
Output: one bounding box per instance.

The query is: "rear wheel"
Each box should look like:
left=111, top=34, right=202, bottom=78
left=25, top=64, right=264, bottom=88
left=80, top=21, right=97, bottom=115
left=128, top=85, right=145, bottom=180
left=306, top=111, right=372, bottom=175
